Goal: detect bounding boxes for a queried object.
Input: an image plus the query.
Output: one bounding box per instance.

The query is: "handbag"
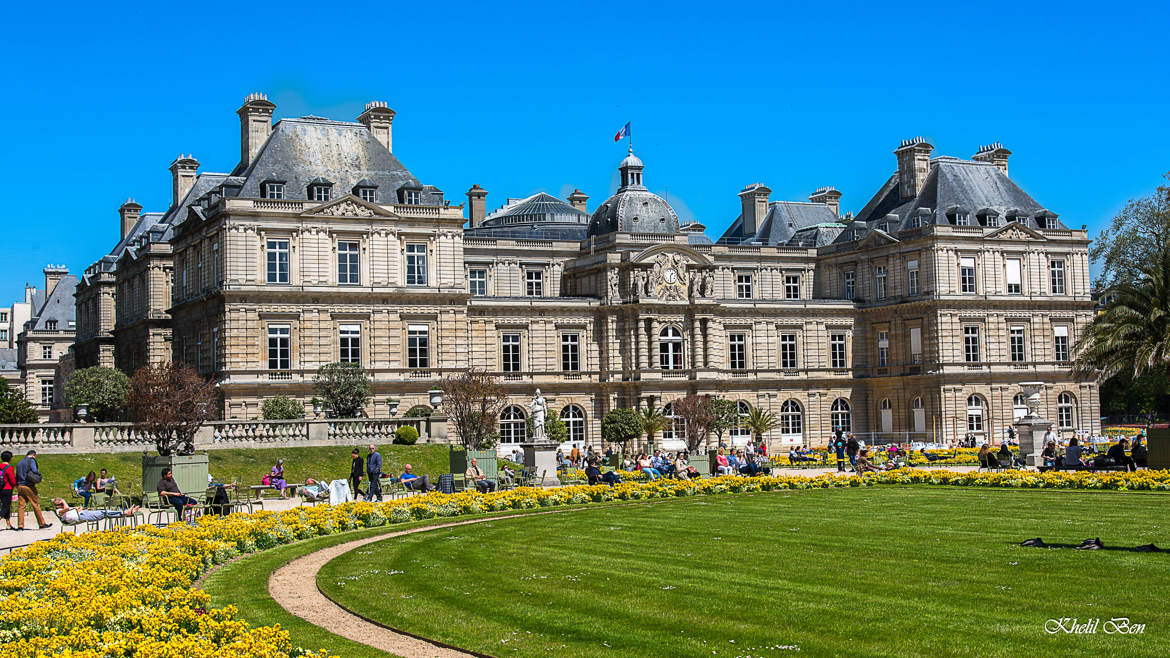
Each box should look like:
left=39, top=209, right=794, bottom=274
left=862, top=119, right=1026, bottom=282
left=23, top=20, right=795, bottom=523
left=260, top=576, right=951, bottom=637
left=25, top=470, right=43, bottom=485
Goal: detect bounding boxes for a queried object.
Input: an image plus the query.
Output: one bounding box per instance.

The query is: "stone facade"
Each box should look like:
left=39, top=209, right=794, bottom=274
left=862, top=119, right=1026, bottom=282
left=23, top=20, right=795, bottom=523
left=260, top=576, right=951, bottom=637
left=79, top=95, right=1099, bottom=450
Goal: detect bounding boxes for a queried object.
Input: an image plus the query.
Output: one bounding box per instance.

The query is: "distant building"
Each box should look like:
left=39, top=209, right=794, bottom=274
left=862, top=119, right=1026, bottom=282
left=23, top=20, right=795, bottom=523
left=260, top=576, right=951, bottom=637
left=16, top=267, right=77, bottom=421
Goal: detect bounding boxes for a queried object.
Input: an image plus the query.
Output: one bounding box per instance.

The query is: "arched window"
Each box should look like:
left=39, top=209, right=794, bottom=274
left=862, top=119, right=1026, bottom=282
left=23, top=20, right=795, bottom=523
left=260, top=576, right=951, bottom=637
left=966, top=395, right=986, bottom=433
left=1057, top=393, right=1076, bottom=429
left=659, top=326, right=685, bottom=370
left=779, top=400, right=803, bottom=442
left=560, top=405, right=586, bottom=445
left=879, top=398, right=893, bottom=434
left=662, top=402, right=685, bottom=441
left=1013, top=393, right=1028, bottom=421
left=831, top=398, right=852, bottom=433
left=499, top=406, right=527, bottom=444
left=910, top=396, right=925, bottom=435
left=730, top=400, right=752, bottom=444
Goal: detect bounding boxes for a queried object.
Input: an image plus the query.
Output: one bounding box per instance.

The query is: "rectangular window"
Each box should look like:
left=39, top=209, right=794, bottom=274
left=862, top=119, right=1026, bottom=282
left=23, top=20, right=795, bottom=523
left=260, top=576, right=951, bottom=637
left=501, top=333, right=521, bottom=372
left=404, top=190, right=422, bottom=205
left=407, top=324, right=430, bottom=368
left=468, top=269, right=486, bottom=296
left=784, top=275, right=800, bottom=300
left=960, top=257, right=976, bottom=294
left=311, top=186, right=331, bottom=202
left=877, top=331, right=889, bottom=367
left=211, top=327, right=218, bottom=372
left=339, top=324, right=361, bottom=364
left=267, top=324, right=290, bottom=370
left=907, top=259, right=919, bottom=296
left=40, top=379, right=53, bottom=406
left=264, top=183, right=284, bottom=200
left=405, top=243, right=427, bottom=286
left=525, top=270, right=544, bottom=297
left=266, top=239, right=290, bottom=284
left=561, top=333, right=580, bottom=372
left=211, top=243, right=219, bottom=286
left=779, top=333, right=797, bottom=369
left=729, top=333, right=747, bottom=370
left=1050, top=260, right=1066, bottom=295
left=963, top=326, right=980, bottom=363
left=1006, top=258, right=1022, bottom=295
left=358, top=188, right=377, bottom=203
left=41, top=345, right=52, bottom=360
left=1054, top=325, right=1070, bottom=362
left=910, top=327, right=922, bottom=363
left=0, top=311, right=8, bottom=322
left=338, top=241, right=360, bottom=285
left=844, top=271, right=855, bottom=300
left=0, top=329, right=7, bottom=341
left=1010, top=326, right=1026, bottom=362
left=830, top=333, right=847, bottom=369
left=736, top=273, right=753, bottom=299
left=875, top=266, right=886, bottom=300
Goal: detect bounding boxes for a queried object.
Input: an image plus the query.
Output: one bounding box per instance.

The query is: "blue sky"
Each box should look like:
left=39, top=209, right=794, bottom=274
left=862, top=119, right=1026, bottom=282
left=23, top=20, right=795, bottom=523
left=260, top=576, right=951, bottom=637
left=1, top=0, right=1167, bottom=302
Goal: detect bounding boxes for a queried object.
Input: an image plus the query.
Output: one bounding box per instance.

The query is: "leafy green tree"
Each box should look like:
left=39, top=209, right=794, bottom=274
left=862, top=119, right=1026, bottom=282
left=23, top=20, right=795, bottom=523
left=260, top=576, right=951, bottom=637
left=1091, top=172, right=1170, bottom=290
left=65, top=366, right=130, bottom=421
left=261, top=395, right=305, bottom=420
left=312, top=362, right=371, bottom=418
left=528, top=412, right=567, bottom=444
left=638, top=404, right=671, bottom=452
left=601, top=408, right=641, bottom=448
left=744, top=407, right=780, bottom=444
left=0, top=381, right=37, bottom=423
left=710, top=398, right=741, bottom=447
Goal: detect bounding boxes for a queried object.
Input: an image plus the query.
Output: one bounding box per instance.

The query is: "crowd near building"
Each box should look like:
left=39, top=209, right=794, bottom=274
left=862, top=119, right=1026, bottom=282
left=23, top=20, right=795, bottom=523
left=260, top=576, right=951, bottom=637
left=3, top=94, right=1099, bottom=448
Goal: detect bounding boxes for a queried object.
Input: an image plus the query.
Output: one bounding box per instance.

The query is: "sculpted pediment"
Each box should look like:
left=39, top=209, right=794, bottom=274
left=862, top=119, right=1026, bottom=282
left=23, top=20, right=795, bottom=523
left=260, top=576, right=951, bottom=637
left=303, top=195, right=398, bottom=219
left=630, top=243, right=713, bottom=266
left=858, top=229, right=899, bottom=249
left=986, top=222, right=1046, bottom=241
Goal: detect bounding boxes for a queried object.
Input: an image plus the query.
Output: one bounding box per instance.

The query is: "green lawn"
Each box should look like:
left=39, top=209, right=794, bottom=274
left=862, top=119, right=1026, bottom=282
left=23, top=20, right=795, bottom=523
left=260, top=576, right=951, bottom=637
left=21, top=443, right=451, bottom=507
left=318, top=488, right=1170, bottom=657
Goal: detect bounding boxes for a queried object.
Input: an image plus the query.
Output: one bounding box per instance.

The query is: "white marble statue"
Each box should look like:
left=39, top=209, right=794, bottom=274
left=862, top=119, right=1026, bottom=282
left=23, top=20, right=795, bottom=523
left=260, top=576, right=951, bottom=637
left=531, top=389, right=548, bottom=441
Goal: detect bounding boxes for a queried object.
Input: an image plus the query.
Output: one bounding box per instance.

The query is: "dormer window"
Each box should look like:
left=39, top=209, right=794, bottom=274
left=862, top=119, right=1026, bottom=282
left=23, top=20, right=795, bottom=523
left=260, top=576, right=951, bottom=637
left=45, top=321, right=57, bottom=331
left=310, top=185, right=331, bottom=202
left=264, top=183, right=285, bottom=200
left=947, top=212, right=971, bottom=226
left=977, top=213, right=999, bottom=228
left=358, top=188, right=377, bottom=203
left=403, top=189, right=421, bottom=205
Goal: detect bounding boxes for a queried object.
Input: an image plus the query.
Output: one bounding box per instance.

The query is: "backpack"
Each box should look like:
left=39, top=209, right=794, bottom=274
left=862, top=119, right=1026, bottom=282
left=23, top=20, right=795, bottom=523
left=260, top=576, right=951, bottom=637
left=0, top=463, right=10, bottom=490
left=261, top=473, right=271, bottom=486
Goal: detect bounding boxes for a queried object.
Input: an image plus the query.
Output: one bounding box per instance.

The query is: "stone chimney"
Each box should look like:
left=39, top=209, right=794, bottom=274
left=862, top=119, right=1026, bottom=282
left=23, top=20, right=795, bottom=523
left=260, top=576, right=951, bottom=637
left=894, top=137, right=934, bottom=201
left=568, top=189, right=589, bottom=215
left=738, top=183, right=771, bottom=238
left=358, top=101, right=396, bottom=153
left=169, top=154, right=199, bottom=207
left=809, top=186, right=843, bottom=217
left=466, top=184, right=488, bottom=227
left=119, top=198, right=142, bottom=240
left=237, top=92, right=275, bottom=170
left=43, top=265, right=68, bottom=297
left=973, top=142, right=1012, bottom=176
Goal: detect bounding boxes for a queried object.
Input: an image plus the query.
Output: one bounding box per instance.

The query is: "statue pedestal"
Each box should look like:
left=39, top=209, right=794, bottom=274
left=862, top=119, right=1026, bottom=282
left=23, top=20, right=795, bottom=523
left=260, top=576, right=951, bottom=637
left=1015, top=414, right=1053, bottom=467
left=522, top=442, right=561, bottom=487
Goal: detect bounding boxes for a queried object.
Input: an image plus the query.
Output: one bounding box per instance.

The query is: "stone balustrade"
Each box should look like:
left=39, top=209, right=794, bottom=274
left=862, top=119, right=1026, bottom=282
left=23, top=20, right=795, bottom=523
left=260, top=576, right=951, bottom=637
left=0, top=417, right=448, bottom=454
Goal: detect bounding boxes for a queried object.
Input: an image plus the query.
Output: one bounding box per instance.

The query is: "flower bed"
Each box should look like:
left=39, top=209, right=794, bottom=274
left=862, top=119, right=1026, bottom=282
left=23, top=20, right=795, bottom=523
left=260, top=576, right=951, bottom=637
left=3, top=469, right=1169, bottom=656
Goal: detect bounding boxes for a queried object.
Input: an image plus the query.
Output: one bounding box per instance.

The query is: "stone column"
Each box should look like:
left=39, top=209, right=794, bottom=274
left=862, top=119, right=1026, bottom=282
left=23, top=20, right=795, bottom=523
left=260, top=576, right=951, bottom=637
left=650, top=318, right=660, bottom=369
left=637, top=317, right=647, bottom=371
left=691, top=316, right=702, bottom=369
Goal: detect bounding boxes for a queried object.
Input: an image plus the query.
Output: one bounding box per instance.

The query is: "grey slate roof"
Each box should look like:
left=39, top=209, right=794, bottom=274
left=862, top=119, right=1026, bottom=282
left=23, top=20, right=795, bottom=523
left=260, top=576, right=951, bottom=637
left=26, top=275, right=77, bottom=332
left=788, top=222, right=847, bottom=247
left=230, top=117, right=435, bottom=204
left=718, top=201, right=841, bottom=246
left=587, top=189, right=680, bottom=237
left=464, top=224, right=590, bottom=241
left=481, top=193, right=588, bottom=227
left=0, top=348, right=17, bottom=371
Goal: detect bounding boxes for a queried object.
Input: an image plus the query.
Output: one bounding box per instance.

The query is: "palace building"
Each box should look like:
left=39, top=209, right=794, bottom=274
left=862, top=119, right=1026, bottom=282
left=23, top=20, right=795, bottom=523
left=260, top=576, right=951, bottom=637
left=75, top=94, right=1099, bottom=449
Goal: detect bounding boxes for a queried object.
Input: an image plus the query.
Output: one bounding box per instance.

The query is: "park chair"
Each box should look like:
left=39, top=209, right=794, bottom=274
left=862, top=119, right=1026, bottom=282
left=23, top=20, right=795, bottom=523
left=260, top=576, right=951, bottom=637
left=54, top=508, right=102, bottom=535
left=143, top=492, right=174, bottom=526
left=233, top=485, right=263, bottom=514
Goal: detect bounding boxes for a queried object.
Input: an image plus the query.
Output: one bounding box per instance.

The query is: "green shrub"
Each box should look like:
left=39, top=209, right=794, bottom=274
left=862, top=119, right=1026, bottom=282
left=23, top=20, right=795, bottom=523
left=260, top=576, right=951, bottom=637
left=65, top=366, right=130, bottom=421
left=262, top=395, right=305, bottom=420
left=394, top=425, right=420, bottom=445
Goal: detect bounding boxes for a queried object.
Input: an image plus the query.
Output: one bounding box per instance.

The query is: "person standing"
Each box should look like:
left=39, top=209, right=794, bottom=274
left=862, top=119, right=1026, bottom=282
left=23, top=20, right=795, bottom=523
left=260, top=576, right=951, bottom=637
left=349, top=448, right=365, bottom=500
left=833, top=429, right=847, bottom=472
left=1, top=450, right=15, bottom=530
left=16, top=450, right=50, bottom=530
left=845, top=434, right=860, bottom=472
left=365, top=444, right=383, bottom=502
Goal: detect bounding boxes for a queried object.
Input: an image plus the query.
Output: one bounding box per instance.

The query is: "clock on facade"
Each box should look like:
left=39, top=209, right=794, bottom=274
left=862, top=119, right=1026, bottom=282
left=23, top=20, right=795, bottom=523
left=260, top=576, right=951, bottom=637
left=663, top=268, right=678, bottom=284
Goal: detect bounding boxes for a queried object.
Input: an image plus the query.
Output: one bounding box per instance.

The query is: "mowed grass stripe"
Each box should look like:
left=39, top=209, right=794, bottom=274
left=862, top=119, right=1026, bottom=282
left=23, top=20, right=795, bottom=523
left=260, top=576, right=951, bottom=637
left=318, top=488, right=1170, bottom=657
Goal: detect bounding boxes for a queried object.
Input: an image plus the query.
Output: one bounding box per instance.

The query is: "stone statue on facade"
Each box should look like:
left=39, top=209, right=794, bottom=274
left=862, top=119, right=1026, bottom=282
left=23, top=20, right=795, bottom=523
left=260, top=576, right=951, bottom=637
left=634, top=270, right=648, bottom=298
left=701, top=270, right=714, bottom=297
left=607, top=268, right=620, bottom=301
left=530, top=389, right=548, bottom=441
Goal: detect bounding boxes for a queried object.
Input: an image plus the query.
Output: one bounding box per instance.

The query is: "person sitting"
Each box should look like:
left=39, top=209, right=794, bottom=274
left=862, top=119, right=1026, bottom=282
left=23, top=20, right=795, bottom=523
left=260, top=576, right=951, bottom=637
left=674, top=455, right=691, bottom=480
left=738, top=451, right=762, bottom=476
left=156, top=468, right=198, bottom=520
left=854, top=449, right=877, bottom=473
left=270, top=459, right=289, bottom=499
left=97, top=469, right=120, bottom=495
left=1106, top=439, right=1137, bottom=472
left=921, top=449, right=944, bottom=462
left=400, top=464, right=433, bottom=492
left=1131, top=438, right=1148, bottom=469
left=1062, top=437, right=1087, bottom=470
left=499, top=465, right=517, bottom=487
left=997, top=443, right=1024, bottom=468
left=53, top=498, right=141, bottom=525
left=465, top=458, right=497, bottom=493
left=637, top=455, right=661, bottom=480
left=978, top=444, right=999, bottom=470
left=716, top=452, right=733, bottom=476
left=73, top=471, right=98, bottom=505
left=1041, top=440, right=1059, bottom=470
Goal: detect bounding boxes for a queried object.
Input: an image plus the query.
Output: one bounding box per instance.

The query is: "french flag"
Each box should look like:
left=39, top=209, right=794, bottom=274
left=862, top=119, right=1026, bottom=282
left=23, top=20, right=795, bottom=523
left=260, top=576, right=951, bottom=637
left=614, top=122, right=630, bottom=142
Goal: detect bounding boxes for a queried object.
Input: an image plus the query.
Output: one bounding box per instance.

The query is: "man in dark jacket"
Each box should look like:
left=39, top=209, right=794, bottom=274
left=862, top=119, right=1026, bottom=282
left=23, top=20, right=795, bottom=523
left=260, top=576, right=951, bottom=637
left=16, top=450, right=50, bottom=530
left=349, top=448, right=365, bottom=500
left=365, top=444, right=383, bottom=501
left=833, top=430, right=847, bottom=472
left=845, top=435, right=860, bottom=472
left=1107, top=439, right=1137, bottom=472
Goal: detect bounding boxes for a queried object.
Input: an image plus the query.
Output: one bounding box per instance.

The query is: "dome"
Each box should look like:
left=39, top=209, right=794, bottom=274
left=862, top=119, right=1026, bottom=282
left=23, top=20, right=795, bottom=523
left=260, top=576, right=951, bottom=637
left=587, top=147, right=679, bottom=237
left=619, top=151, right=643, bottom=169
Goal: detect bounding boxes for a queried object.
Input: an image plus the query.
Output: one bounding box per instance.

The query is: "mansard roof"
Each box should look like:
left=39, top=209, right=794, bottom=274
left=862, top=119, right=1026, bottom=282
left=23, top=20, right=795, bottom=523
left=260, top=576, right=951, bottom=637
left=718, top=201, right=840, bottom=246
left=27, top=275, right=77, bottom=332
left=230, top=117, right=434, bottom=204
left=481, top=192, right=588, bottom=227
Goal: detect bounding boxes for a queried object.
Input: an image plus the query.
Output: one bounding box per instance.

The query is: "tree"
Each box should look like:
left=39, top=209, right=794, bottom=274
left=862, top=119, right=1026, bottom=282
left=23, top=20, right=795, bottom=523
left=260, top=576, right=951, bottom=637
left=638, top=404, right=671, bottom=452
left=672, top=394, right=717, bottom=452
left=744, top=407, right=780, bottom=445
left=126, top=363, right=217, bottom=456
left=528, top=412, right=567, bottom=444
left=262, top=395, right=304, bottom=420
left=65, top=366, right=130, bottom=421
left=404, top=405, right=433, bottom=418
left=312, top=362, right=371, bottom=418
left=602, top=408, right=641, bottom=448
left=440, top=370, right=508, bottom=450
left=0, top=381, right=37, bottom=424
left=1091, top=172, right=1170, bottom=290
left=710, top=398, right=741, bottom=448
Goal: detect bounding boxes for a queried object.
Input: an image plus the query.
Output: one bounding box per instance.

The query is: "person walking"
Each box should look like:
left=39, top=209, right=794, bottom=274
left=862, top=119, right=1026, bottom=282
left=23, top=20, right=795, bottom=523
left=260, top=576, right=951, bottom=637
left=16, top=450, right=51, bottom=531
left=349, top=448, right=365, bottom=500
left=845, top=434, right=860, bottom=472
left=365, top=444, right=383, bottom=502
left=1, top=450, right=15, bottom=530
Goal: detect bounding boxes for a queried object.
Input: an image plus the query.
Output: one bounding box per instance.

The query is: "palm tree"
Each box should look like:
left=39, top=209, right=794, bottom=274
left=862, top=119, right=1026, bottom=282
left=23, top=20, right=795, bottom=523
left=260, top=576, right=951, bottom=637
left=638, top=404, right=671, bottom=453
left=1074, top=246, right=1170, bottom=386
left=744, top=407, right=780, bottom=447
